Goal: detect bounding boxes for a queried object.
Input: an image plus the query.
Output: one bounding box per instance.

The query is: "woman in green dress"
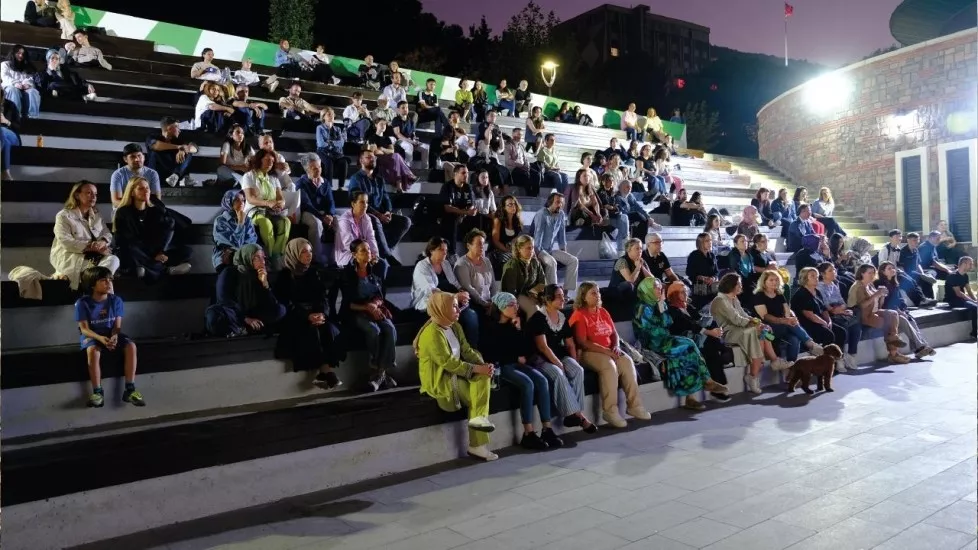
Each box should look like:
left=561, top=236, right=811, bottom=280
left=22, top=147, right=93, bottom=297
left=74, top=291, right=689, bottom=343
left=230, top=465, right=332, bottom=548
left=633, top=277, right=727, bottom=411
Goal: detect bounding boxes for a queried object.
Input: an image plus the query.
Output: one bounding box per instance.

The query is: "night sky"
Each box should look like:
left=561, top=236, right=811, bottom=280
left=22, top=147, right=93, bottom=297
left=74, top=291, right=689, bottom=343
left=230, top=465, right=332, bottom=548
left=422, top=0, right=906, bottom=67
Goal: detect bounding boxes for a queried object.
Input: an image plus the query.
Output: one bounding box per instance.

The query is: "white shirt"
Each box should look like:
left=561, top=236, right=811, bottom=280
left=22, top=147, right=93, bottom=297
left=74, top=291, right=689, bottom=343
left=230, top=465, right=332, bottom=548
left=194, top=94, right=216, bottom=129
left=380, top=84, right=406, bottom=108
left=240, top=170, right=283, bottom=217
left=442, top=326, right=461, bottom=358
left=342, top=104, right=363, bottom=122
left=1, top=61, right=34, bottom=88
left=473, top=189, right=496, bottom=216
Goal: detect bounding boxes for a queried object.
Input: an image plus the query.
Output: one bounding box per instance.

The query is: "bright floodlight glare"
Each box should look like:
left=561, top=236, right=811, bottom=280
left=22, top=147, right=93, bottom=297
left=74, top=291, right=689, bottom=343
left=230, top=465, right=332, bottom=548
left=541, top=61, right=558, bottom=70
left=804, top=73, right=851, bottom=114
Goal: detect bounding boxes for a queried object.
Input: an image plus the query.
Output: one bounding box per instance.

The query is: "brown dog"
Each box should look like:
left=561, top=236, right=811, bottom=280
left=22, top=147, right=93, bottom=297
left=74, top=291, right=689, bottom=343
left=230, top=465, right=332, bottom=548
left=786, top=344, right=844, bottom=394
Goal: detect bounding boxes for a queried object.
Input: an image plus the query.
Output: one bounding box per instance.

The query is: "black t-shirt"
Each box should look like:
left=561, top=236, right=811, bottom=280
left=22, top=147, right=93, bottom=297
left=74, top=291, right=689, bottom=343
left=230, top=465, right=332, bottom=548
left=945, top=272, right=970, bottom=307
left=754, top=292, right=787, bottom=319
left=527, top=310, right=573, bottom=358
left=750, top=248, right=775, bottom=270
left=898, top=246, right=921, bottom=274
left=365, top=130, right=392, bottom=150
left=514, top=88, right=530, bottom=102
left=686, top=250, right=718, bottom=281
left=790, top=286, right=825, bottom=320
left=436, top=270, right=458, bottom=293
left=610, top=256, right=646, bottom=288
left=643, top=251, right=671, bottom=281
left=418, top=90, right=438, bottom=108
left=440, top=181, right=474, bottom=210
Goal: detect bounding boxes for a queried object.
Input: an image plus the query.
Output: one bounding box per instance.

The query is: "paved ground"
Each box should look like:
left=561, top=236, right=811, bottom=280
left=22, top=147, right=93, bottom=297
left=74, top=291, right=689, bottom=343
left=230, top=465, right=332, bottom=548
left=147, top=343, right=977, bottom=550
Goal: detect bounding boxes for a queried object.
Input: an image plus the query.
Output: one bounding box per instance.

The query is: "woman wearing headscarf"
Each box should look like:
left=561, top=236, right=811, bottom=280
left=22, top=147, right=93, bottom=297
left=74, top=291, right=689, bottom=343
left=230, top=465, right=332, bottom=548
left=415, top=291, right=498, bottom=462
left=34, top=48, right=95, bottom=101
left=206, top=243, right=285, bottom=336
left=793, top=234, right=826, bottom=288
left=483, top=292, right=563, bottom=451
left=666, top=282, right=732, bottom=402
left=634, top=278, right=728, bottom=411
left=212, top=189, right=258, bottom=272
left=273, top=238, right=344, bottom=390
left=736, top=205, right=761, bottom=242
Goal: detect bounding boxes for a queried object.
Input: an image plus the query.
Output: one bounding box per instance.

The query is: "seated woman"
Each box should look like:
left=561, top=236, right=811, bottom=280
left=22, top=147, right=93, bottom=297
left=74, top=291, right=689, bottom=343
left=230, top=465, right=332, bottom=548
left=206, top=243, right=285, bottom=337
left=468, top=168, right=497, bottom=235
left=771, top=188, right=796, bottom=238
left=501, top=234, right=547, bottom=318
left=471, top=80, right=489, bottom=122
left=241, top=149, right=291, bottom=268
left=747, top=233, right=780, bottom=290
left=273, top=238, right=344, bottom=390
left=341, top=239, right=398, bottom=391
left=815, top=262, right=862, bottom=371
left=484, top=292, right=563, bottom=451
left=572, top=105, right=594, bottom=126
left=810, top=186, right=846, bottom=237
left=113, top=177, right=192, bottom=281
left=827, top=233, right=859, bottom=298
left=791, top=265, right=862, bottom=373
left=366, top=117, right=416, bottom=192
left=686, top=233, right=720, bottom=310
left=25, top=0, right=58, bottom=29
left=194, top=82, right=234, bottom=134
left=875, top=261, right=936, bottom=360
left=2, top=45, right=42, bottom=119
left=642, top=108, right=667, bottom=142
left=666, top=281, right=732, bottom=402
left=454, top=229, right=495, bottom=317
left=216, top=124, right=254, bottom=185
left=652, top=147, right=684, bottom=195
left=847, top=264, right=912, bottom=364
left=705, top=213, right=732, bottom=256
left=454, top=79, right=475, bottom=122
left=711, top=273, right=794, bottom=394
left=753, top=269, right=825, bottom=361
left=736, top=205, right=761, bottom=243
left=415, top=291, right=497, bottom=462
left=34, top=49, right=95, bottom=101
left=490, top=195, right=523, bottom=277
left=751, top=188, right=777, bottom=228
left=411, top=237, right=480, bottom=346
left=569, top=169, right=603, bottom=227
left=671, top=189, right=707, bottom=227
left=525, top=106, right=546, bottom=154
left=529, top=284, right=596, bottom=432
left=555, top=102, right=572, bottom=123
left=1, top=88, right=21, bottom=181
left=597, top=173, right=628, bottom=251
left=570, top=281, right=652, bottom=428
left=213, top=189, right=258, bottom=273
left=51, top=180, right=120, bottom=289
left=609, top=238, right=652, bottom=301
left=728, top=234, right=754, bottom=290
left=634, top=144, right=666, bottom=199
left=634, top=278, right=729, bottom=411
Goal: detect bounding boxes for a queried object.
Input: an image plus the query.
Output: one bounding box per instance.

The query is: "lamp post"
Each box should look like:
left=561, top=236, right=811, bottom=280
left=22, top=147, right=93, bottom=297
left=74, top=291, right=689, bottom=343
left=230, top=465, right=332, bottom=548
left=540, top=61, right=558, bottom=97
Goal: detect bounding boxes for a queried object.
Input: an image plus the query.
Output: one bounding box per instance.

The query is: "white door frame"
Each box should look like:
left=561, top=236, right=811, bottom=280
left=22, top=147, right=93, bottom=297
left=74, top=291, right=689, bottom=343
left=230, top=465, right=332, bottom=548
left=937, top=138, right=978, bottom=244
left=894, top=146, right=929, bottom=232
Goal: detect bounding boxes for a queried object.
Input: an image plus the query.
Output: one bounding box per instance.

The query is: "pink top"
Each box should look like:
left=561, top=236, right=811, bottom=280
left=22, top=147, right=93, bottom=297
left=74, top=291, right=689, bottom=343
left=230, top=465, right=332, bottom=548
left=621, top=111, right=637, bottom=130
left=334, top=210, right=378, bottom=265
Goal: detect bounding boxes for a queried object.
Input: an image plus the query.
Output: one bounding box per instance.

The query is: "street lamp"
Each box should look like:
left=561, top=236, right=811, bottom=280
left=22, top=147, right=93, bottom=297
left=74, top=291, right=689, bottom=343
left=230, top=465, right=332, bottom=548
left=540, top=61, right=558, bottom=97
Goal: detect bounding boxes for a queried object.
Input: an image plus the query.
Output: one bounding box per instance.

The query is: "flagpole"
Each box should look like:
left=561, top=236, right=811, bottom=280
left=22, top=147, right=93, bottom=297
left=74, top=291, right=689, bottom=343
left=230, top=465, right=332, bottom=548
left=784, top=16, right=788, bottom=66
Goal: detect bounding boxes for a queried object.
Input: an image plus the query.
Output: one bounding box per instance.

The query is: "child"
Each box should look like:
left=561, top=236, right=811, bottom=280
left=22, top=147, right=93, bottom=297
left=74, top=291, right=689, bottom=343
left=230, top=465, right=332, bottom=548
left=75, top=266, right=144, bottom=408
left=232, top=58, right=279, bottom=93
left=946, top=256, right=977, bottom=339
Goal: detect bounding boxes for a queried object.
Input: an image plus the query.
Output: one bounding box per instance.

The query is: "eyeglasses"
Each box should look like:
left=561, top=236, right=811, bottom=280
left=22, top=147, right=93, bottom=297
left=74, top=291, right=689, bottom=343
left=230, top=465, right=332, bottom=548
left=649, top=240, right=662, bottom=244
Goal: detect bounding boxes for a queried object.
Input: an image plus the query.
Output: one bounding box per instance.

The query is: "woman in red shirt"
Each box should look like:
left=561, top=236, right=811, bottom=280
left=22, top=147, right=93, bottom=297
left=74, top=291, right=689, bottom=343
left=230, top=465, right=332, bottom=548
left=570, top=281, right=651, bottom=429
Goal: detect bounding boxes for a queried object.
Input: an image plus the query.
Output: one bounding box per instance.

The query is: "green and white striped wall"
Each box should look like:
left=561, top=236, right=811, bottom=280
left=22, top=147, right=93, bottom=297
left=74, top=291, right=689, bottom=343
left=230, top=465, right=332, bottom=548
left=1, top=3, right=686, bottom=146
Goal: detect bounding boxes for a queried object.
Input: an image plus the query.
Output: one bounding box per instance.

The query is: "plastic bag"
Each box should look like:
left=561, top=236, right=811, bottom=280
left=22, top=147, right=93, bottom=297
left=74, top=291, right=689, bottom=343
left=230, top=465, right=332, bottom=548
left=599, top=232, right=618, bottom=259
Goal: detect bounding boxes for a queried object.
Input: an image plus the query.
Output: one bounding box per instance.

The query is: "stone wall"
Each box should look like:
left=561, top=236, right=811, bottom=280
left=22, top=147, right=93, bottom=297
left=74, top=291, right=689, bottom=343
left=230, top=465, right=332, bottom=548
left=757, top=29, right=978, bottom=230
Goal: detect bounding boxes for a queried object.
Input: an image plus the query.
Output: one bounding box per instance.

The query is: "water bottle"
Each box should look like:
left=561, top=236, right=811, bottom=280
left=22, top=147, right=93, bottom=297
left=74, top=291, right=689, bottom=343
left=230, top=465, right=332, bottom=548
left=489, top=364, right=500, bottom=390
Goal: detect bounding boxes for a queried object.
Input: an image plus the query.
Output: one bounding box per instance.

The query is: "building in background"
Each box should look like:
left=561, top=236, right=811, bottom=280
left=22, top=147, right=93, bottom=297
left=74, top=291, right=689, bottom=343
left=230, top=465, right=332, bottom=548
left=554, top=4, right=711, bottom=76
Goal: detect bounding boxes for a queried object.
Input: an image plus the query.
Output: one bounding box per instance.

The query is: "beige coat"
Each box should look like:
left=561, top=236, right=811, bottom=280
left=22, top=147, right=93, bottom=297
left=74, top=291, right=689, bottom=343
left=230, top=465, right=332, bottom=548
left=50, top=207, right=120, bottom=289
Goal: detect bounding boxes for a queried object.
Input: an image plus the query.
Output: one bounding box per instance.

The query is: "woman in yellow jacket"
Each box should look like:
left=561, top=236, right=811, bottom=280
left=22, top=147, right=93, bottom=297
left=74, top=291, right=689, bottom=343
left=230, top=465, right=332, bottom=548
left=414, top=291, right=498, bottom=461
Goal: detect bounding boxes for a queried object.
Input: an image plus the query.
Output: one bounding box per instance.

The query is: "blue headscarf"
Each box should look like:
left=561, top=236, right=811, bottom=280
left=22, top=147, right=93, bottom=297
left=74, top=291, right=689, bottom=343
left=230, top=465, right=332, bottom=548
left=802, top=233, right=821, bottom=252
left=221, top=189, right=242, bottom=214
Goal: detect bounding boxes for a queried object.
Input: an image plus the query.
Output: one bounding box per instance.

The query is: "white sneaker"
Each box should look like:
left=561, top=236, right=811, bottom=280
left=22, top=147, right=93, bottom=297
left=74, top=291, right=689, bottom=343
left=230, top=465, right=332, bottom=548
left=626, top=406, right=652, bottom=421
left=771, top=358, right=793, bottom=372
left=267, top=79, right=279, bottom=93
left=834, top=359, right=847, bottom=374
left=602, top=410, right=628, bottom=428
left=165, top=174, right=180, bottom=187
left=467, top=416, right=495, bottom=433
left=467, top=445, right=498, bottom=462
left=844, top=353, right=858, bottom=371
left=331, top=76, right=341, bottom=85
left=744, top=374, right=762, bottom=395
left=166, top=262, right=191, bottom=276
left=51, top=89, right=58, bottom=98
left=181, top=176, right=203, bottom=188
left=809, top=343, right=824, bottom=356
left=84, top=92, right=97, bottom=102
left=136, top=267, right=146, bottom=279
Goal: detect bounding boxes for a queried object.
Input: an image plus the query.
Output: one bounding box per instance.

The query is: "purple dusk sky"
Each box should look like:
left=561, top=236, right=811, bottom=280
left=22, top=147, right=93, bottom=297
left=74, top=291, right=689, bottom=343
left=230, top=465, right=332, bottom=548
left=421, top=0, right=905, bottom=67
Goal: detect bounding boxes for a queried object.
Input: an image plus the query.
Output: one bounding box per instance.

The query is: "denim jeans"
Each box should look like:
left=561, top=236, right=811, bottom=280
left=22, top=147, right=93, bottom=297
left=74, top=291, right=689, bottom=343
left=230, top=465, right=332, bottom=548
left=3, top=85, right=41, bottom=118
left=149, top=150, right=193, bottom=182
left=232, top=107, right=265, bottom=133
left=353, top=315, right=396, bottom=370
left=216, top=165, right=243, bottom=184
left=199, top=109, right=226, bottom=133
left=457, top=306, right=480, bottom=348
left=497, top=100, right=516, bottom=116
left=499, top=363, right=552, bottom=424
left=771, top=322, right=811, bottom=361
left=0, top=126, right=20, bottom=169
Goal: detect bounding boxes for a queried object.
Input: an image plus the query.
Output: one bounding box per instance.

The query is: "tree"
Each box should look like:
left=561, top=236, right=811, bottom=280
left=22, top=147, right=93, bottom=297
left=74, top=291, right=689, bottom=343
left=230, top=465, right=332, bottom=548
left=683, top=101, right=721, bottom=151
left=269, top=0, right=317, bottom=50
left=501, top=1, right=560, bottom=50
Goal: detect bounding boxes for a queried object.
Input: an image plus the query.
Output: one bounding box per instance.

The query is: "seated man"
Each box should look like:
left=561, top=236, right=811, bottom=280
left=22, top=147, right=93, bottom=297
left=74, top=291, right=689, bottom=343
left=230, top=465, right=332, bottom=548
left=34, top=49, right=95, bottom=101
left=514, top=80, right=532, bottom=116
left=918, top=230, right=953, bottom=281
left=296, top=153, right=337, bottom=266
left=315, top=107, right=349, bottom=189
left=642, top=233, right=691, bottom=287
left=194, top=82, right=235, bottom=133
left=190, top=47, right=230, bottom=84
left=945, top=256, right=977, bottom=339
left=110, top=143, right=162, bottom=208
left=617, top=179, right=661, bottom=243
left=504, top=128, right=541, bottom=196
left=67, top=30, right=112, bottom=70
left=348, top=149, right=412, bottom=266
left=371, top=95, right=396, bottom=124
left=899, top=232, right=941, bottom=304
left=274, top=39, right=307, bottom=79
left=278, top=83, right=321, bottom=121
left=229, top=84, right=267, bottom=135
left=380, top=72, right=409, bottom=117
left=146, top=116, right=201, bottom=187
left=786, top=203, right=815, bottom=252
left=342, top=91, right=372, bottom=143
left=391, top=100, right=427, bottom=166
left=358, top=55, right=382, bottom=90
left=257, top=134, right=299, bottom=218
left=532, top=192, right=578, bottom=293
left=416, top=78, right=449, bottom=137
left=476, top=110, right=501, bottom=147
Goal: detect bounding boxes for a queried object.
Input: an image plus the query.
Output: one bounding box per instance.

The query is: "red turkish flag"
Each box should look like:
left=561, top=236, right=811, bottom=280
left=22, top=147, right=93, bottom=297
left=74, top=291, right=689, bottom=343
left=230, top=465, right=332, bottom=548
left=785, top=3, right=794, bottom=17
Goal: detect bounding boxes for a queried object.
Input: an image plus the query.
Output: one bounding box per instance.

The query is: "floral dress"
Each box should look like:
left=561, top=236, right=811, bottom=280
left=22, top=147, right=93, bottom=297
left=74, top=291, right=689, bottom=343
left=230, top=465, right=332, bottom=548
left=632, top=279, right=711, bottom=396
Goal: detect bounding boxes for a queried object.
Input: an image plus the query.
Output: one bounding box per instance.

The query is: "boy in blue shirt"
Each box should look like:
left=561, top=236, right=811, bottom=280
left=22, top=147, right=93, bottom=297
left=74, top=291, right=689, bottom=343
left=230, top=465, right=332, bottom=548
left=75, top=266, right=144, bottom=408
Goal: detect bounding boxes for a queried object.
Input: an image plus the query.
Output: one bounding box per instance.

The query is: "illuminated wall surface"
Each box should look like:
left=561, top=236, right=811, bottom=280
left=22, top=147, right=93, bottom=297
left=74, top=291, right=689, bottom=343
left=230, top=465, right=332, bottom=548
left=757, top=28, right=978, bottom=229
left=0, top=3, right=686, bottom=142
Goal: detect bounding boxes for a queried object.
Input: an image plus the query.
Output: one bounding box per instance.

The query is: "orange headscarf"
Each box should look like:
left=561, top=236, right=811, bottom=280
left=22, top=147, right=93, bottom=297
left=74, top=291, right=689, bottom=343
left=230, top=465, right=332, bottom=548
left=666, top=281, right=687, bottom=310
